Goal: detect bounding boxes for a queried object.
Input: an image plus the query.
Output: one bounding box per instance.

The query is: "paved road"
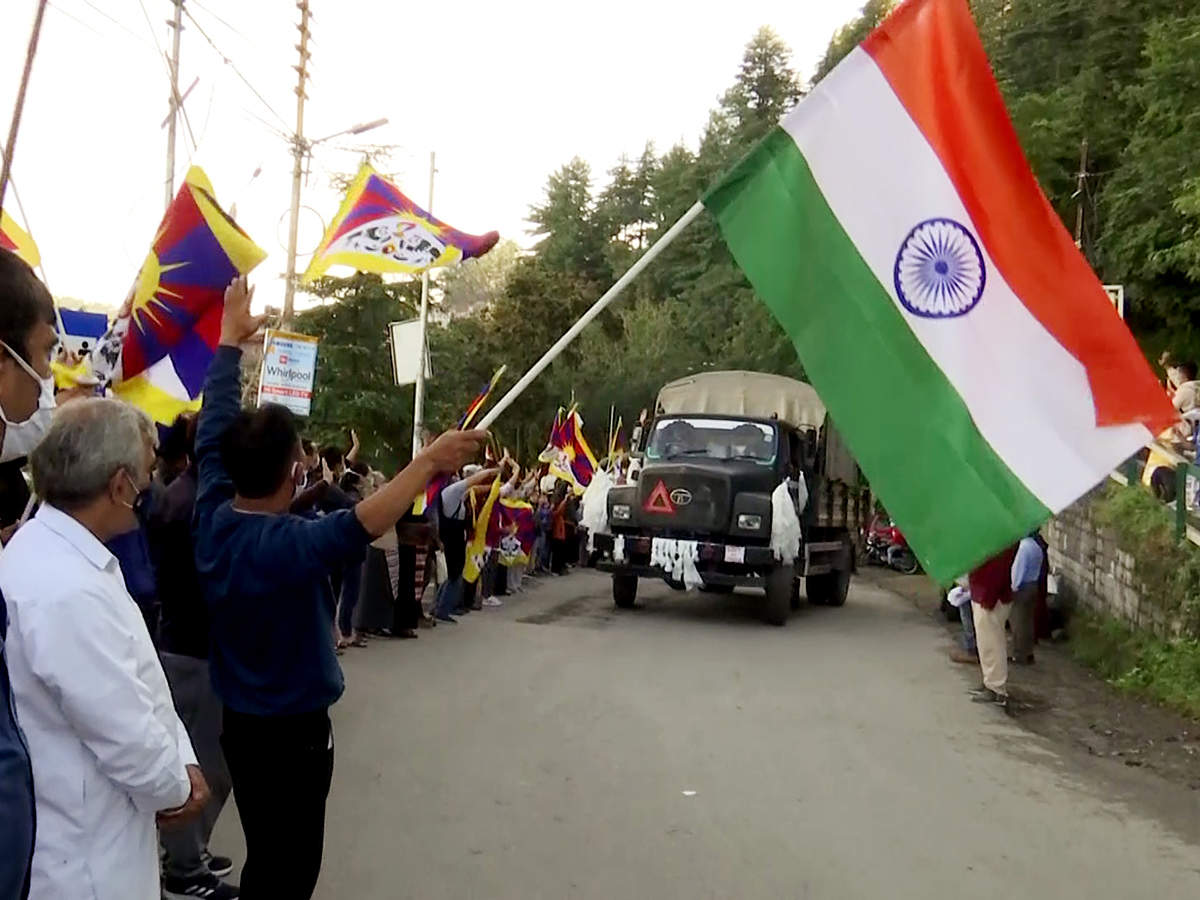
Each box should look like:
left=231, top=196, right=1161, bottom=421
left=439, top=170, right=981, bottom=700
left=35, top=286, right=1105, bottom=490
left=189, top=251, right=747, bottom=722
left=213, top=571, right=1200, bottom=899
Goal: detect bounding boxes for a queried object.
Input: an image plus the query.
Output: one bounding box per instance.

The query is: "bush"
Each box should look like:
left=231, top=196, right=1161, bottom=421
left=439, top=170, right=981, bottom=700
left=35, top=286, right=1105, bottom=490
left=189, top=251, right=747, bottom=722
left=1070, top=612, right=1200, bottom=719
left=1093, top=482, right=1200, bottom=636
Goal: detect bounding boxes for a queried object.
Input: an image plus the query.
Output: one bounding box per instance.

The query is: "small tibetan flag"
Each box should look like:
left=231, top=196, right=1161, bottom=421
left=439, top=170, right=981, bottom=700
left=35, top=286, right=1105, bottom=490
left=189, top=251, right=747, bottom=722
left=459, top=365, right=507, bottom=429
left=548, top=408, right=597, bottom=495
left=463, top=475, right=502, bottom=584
left=303, top=163, right=498, bottom=282
left=703, top=0, right=1173, bottom=583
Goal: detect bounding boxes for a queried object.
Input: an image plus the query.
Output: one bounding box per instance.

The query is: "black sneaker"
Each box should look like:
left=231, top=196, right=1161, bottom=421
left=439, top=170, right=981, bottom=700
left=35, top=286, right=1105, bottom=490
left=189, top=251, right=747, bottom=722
left=968, top=687, right=1009, bottom=709
left=163, top=872, right=239, bottom=899
left=202, top=851, right=234, bottom=878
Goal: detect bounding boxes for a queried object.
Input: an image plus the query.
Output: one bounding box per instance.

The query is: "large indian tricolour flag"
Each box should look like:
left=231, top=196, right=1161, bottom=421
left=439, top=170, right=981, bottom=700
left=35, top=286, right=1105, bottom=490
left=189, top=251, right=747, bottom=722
left=705, top=0, right=1175, bottom=583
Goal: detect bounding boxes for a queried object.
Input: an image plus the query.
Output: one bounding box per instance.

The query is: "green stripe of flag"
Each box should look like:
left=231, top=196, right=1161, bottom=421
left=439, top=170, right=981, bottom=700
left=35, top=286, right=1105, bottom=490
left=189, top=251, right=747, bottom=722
left=704, top=128, right=1048, bottom=582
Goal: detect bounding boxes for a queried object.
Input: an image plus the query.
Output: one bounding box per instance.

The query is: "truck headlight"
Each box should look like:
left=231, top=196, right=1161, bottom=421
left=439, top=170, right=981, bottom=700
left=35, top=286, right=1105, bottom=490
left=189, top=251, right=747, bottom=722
left=737, top=513, right=763, bottom=530
left=612, top=504, right=632, bottom=521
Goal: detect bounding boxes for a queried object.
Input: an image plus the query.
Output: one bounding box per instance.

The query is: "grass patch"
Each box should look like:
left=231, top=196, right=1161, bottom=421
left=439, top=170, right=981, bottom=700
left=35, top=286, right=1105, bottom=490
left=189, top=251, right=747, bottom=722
left=1069, top=611, right=1200, bottom=719
left=1093, top=482, right=1200, bottom=635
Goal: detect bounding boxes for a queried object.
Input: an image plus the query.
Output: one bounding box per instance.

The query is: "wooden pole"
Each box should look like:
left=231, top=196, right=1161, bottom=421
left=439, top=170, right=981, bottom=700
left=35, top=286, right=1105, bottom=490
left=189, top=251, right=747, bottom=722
left=0, top=0, right=49, bottom=212
left=281, top=0, right=312, bottom=327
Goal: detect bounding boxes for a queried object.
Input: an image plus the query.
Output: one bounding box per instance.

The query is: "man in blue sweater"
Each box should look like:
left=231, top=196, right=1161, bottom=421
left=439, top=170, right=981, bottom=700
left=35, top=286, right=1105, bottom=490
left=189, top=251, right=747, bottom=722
left=194, top=277, right=485, bottom=899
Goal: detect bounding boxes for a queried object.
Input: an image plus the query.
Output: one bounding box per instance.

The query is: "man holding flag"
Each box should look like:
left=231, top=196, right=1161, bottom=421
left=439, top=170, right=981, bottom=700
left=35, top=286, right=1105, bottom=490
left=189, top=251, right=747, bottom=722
left=192, top=277, right=486, bottom=899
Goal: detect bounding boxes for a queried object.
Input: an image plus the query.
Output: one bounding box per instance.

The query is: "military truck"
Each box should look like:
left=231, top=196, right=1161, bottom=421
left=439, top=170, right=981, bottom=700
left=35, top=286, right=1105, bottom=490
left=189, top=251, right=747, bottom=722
left=591, top=371, right=867, bottom=625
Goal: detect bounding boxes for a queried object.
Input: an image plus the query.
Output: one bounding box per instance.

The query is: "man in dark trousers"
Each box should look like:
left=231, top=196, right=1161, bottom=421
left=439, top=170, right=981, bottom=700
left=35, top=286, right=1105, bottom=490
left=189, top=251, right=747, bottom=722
left=193, top=277, right=484, bottom=899
left=146, top=413, right=239, bottom=899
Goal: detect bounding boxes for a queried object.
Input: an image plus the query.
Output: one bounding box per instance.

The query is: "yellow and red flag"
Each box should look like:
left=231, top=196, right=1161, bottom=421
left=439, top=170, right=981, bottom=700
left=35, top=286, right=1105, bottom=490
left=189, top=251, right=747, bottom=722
left=0, top=209, right=39, bottom=267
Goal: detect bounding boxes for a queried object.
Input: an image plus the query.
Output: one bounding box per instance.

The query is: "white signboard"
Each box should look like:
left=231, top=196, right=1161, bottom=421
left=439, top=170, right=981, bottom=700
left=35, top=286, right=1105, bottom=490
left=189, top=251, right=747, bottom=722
left=1103, top=284, right=1125, bottom=319
left=257, top=329, right=319, bottom=416
left=388, top=319, right=432, bottom=386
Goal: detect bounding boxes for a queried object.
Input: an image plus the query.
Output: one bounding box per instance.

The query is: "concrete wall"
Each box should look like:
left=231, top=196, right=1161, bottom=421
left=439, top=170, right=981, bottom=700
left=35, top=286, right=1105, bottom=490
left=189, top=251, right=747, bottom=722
left=1045, top=495, right=1180, bottom=638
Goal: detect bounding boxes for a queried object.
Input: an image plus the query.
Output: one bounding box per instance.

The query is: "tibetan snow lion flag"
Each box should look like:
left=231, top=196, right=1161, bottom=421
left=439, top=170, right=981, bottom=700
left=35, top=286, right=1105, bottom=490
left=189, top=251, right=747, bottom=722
left=85, top=167, right=265, bottom=423
left=703, top=0, right=1173, bottom=584
left=1, top=209, right=39, bottom=267
left=303, top=163, right=499, bottom=282
left=547, top=408, right=598, bottom=495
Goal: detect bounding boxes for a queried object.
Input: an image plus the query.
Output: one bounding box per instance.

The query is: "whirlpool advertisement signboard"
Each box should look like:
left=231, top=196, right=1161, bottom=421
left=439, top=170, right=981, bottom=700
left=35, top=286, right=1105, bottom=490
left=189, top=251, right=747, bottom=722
left=258, top=329, right=319, bottom=417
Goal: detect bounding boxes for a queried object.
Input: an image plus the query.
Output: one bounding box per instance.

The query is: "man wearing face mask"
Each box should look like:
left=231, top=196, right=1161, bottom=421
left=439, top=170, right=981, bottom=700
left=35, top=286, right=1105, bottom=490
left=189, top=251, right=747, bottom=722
left=0, top=250, right=59, bottom=468
left=0, top=249, right=63, bottom=899
left=0, top=397, right=209, bottom=899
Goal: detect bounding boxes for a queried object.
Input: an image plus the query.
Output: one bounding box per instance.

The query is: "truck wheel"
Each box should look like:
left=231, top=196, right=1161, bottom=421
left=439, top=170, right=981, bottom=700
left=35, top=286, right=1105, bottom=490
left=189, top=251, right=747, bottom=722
left=762, top=565, right=794, bottom=626
left=807, top=566, right=851, bottom=607
left=613, top=574, right=638, bottom=609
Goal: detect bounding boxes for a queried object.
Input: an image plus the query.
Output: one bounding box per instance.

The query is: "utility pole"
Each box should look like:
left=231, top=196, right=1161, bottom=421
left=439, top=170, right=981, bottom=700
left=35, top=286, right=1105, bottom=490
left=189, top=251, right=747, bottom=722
left=1073, top=137, right=1089, bottom=251
left=411, top=151, right=436, bottom=458
left=0, top=0, right=49, bottom=212
left=281, top=0, right=312, bottom=328
left=163, top=0, right=184, bottom=210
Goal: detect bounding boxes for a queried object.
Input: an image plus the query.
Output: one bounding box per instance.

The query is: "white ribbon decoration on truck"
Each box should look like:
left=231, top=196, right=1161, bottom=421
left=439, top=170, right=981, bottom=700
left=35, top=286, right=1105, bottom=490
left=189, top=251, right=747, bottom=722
left=650, top=537, right=704, bottom=590
left=770, top=477, right=805, bottom=563
left=579, top=468, right=613, bottom=551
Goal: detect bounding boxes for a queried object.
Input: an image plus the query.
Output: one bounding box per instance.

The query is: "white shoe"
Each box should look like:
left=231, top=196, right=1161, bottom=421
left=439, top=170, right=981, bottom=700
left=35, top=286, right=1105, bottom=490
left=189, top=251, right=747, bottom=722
left=482, top=596, right=503, bottom=607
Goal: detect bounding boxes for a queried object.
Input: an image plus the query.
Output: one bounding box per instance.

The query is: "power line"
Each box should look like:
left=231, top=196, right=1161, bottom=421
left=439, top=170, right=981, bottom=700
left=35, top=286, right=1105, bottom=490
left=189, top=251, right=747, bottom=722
left=76, top=0, right=158, bottom=49
left=189, top=0, right=243, bottom=40
left=134, top=0, right=197, bottom=153
left=181, top=5, right=290, bottom=131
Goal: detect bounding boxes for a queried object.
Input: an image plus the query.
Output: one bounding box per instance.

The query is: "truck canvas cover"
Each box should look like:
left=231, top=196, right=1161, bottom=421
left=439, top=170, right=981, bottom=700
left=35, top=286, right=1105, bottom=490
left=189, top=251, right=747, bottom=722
left=655, top=371, right=826, bottom=430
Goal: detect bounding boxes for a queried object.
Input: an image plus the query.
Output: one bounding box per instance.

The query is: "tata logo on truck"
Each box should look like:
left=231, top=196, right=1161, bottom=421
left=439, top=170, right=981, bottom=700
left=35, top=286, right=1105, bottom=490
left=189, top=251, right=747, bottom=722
left=669, top=488, right=693, bottom=507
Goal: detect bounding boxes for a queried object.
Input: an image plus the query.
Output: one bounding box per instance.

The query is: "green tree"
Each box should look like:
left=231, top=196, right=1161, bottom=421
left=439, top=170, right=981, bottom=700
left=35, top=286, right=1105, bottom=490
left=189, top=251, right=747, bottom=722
left=1098, top=11, right=1200, bottom=330
left=292, top=273, right=420, bottom=468
left=813, top=0, right=895, bottom=82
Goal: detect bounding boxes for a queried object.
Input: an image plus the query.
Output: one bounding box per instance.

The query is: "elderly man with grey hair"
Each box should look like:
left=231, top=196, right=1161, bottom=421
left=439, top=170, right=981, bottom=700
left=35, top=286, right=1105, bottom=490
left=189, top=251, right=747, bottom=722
left=0, top=398, right=209, bottom=900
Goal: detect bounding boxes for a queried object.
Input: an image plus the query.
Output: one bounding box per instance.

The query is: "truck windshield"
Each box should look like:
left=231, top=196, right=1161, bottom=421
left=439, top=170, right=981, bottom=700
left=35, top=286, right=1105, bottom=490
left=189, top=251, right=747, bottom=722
left=645, top=417, right=777, bottom=464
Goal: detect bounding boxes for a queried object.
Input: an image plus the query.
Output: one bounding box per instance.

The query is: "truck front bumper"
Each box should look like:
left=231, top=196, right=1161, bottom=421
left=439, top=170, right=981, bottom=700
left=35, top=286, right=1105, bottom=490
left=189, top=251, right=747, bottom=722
left=591, top=532, right=776, bottom=587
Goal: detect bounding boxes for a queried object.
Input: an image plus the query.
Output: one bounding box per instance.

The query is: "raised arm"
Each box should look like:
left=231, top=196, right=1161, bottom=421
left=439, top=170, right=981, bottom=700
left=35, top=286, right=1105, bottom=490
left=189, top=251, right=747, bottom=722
left=194, top=278, right=266, bottom=525
left=353, top=432, right=490, bottom=537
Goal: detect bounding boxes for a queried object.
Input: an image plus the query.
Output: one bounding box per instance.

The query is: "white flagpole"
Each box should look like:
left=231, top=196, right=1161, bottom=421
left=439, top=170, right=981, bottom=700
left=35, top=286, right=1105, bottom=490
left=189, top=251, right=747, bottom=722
left=411, top=150, right=436, bottom=458
left=477, top=200, right=704, bottom=430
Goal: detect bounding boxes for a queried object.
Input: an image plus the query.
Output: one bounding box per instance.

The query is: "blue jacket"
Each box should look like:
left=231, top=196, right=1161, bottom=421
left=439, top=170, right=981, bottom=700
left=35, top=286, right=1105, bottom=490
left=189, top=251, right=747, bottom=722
left=193, top=346, right=371, bottom=716
left=0, top=594, right=34, bottom=900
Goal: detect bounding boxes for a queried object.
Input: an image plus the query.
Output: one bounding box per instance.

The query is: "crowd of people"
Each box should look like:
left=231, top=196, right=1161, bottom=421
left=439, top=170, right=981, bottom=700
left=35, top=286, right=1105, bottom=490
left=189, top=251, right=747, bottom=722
left=0, top=251, right=602, bottom=900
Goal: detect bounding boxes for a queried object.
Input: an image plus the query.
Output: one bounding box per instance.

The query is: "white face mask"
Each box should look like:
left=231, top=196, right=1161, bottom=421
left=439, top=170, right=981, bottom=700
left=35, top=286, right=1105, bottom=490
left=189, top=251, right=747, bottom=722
left=0, top=340, right=56, bottom=463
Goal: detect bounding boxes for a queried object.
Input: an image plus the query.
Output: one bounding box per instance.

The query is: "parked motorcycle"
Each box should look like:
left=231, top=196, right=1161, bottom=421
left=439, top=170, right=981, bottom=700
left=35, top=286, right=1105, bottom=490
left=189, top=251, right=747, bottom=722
left=863, top=514, right=921, bottom=575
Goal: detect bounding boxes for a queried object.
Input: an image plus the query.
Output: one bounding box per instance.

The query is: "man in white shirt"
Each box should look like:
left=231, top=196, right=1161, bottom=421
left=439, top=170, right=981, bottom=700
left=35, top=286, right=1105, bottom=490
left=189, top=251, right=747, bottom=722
left=0, top=397, right=209, bottom=900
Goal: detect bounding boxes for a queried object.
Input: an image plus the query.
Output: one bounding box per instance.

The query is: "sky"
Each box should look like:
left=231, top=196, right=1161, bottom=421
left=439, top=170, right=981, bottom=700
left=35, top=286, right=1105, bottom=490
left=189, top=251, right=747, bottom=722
left=1, top=0, right=864, bottom=315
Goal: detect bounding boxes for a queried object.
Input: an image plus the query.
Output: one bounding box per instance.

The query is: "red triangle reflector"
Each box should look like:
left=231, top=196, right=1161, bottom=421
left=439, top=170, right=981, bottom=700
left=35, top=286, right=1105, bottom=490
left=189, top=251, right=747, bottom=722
left=643, top=480, right=675, bottom=514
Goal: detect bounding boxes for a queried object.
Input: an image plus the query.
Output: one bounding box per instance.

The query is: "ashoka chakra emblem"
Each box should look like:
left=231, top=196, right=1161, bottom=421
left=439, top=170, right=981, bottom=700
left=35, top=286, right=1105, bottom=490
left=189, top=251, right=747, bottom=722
left=893, top=218, right=986, bottom=318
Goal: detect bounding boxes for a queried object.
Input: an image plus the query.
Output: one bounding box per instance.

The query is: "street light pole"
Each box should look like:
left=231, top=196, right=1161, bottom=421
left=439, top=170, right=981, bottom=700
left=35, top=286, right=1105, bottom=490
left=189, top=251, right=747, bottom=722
left=0, top=0, right=49, bottom=213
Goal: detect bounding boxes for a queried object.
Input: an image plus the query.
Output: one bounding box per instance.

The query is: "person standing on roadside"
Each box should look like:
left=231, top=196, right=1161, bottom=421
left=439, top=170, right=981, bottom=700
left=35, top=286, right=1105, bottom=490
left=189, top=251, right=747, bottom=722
left=145, top=413, right=239, bottom=899
left=0, top=398, right=209, bottom=900
left=0, top=249, right=60, bottom=900
left=193, top=277, right=485, bottom=899
left=1009, top=532, right=1046, bottom=666
left=967, top=543, right=1020, bottom=709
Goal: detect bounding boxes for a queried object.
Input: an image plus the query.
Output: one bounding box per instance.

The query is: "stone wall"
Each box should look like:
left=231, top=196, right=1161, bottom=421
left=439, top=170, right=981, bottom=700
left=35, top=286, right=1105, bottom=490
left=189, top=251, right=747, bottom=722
left=1045, top=494, right=1180, bottom=637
